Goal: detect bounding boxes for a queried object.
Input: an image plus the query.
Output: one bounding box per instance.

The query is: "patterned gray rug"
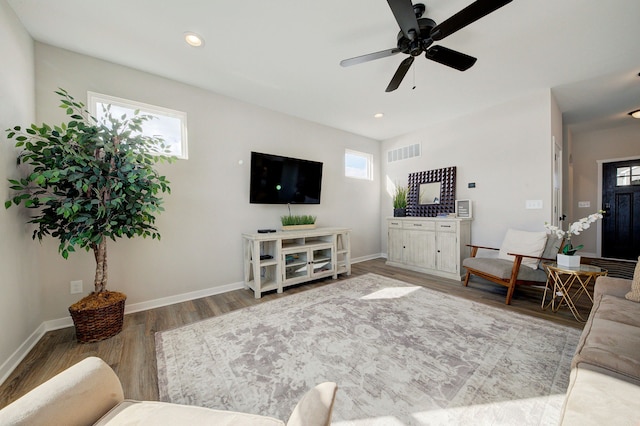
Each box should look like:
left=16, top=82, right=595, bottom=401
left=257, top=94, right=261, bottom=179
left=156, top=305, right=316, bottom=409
left=156, top=273, right=581, bottom=425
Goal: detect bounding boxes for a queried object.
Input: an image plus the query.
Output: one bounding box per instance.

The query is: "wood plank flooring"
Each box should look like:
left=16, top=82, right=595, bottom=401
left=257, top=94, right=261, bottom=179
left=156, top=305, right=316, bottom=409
left=0, top=258, right=589, bottom=408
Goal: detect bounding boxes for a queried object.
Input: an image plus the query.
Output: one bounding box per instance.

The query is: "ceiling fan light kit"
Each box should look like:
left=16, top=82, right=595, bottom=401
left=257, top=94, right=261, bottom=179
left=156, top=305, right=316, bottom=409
left=629, top=109, right=640, bottom=119
left=340, top=0, right=513, bottom=92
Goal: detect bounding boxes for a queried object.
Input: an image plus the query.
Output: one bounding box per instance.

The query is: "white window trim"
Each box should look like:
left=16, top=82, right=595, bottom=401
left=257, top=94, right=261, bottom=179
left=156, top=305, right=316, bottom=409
left=345, top=149, right=373, bottom=181
left=87, top=91, right=188, bottom=159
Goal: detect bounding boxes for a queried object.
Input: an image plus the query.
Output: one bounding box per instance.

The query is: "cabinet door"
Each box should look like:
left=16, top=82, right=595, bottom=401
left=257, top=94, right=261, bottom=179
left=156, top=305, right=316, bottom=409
left=283, top=250, right=310, bottom=282
left=437, top=231, right=458, bottom=273
left=311, top=245, right=335, bottom=277
left=388, top=227, right=404, bottom=263
left=405, top=229, right=436, bottom=269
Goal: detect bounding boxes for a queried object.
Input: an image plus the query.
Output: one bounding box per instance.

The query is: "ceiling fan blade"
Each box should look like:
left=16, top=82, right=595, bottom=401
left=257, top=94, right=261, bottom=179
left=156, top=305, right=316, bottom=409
left=340, top=48, right=402, bottom=67
left=386, top=56, right=414, bottom=92
left=387, top=0, right=421, bottom=39
left=425, top=45, right=477, bottom=71
left=430, top=0, right=512, bottom=41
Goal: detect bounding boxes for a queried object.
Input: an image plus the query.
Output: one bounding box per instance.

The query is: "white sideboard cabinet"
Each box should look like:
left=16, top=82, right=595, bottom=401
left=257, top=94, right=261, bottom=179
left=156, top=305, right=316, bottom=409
left=242, top=227, right=351, bottom=298
left=386, top=217, right=471, bottom=280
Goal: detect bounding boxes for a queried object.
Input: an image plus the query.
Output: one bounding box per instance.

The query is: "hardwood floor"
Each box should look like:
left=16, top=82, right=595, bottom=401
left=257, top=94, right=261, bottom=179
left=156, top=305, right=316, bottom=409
left=0, top=258, right=589, bottom=408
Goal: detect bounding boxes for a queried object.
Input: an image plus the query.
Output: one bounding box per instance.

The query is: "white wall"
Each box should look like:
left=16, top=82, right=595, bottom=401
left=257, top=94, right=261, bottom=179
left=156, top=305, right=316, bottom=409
left=380, top=90, right=561, bottom=252
left=33, top=43, right=381, bottom=321
left=0, top=0, right=40, bottom=378
left=568, top=122, right=640, bottom=254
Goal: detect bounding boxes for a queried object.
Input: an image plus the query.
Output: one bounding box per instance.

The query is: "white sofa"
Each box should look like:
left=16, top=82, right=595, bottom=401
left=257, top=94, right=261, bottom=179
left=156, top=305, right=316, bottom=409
left=0, top=357, right=337, bottom=426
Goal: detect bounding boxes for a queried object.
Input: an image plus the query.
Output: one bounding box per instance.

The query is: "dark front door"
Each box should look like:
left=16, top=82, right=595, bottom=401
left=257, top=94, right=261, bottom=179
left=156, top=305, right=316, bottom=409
left=602, top=160, right=640, bottom=260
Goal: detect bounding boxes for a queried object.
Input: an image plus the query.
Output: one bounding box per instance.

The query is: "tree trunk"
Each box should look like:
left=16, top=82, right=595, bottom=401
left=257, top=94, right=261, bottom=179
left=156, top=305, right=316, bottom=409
left=93, top=239, right=108, bottom=293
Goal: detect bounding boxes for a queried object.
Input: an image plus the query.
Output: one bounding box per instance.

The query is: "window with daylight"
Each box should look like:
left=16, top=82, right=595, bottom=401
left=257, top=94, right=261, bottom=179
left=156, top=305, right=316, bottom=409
left=616, top=164, right=640, bottom=186
left=345, top=149, right=373, bottom=180
left=88, top=92, right=188, bottom=159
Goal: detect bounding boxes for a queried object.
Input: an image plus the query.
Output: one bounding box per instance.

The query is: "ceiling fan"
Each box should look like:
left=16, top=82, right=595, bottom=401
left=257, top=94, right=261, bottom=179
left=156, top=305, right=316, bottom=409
left=340, top=0, right=513, bottom=92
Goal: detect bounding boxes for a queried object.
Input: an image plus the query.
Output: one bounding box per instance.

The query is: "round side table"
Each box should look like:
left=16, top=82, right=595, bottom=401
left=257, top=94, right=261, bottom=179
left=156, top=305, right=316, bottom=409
left=541, top=263, right=608, bottom=322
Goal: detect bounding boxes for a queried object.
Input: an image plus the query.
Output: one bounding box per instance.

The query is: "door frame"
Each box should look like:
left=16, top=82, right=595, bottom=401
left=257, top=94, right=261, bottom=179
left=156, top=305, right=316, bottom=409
left=596, top=155, right=640, bottom=258
left=552, top=136, right=562, bottom=227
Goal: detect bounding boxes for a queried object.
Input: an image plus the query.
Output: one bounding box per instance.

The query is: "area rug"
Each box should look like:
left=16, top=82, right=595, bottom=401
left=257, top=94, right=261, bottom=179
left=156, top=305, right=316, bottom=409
left=156, top=273, right=581, bottom=425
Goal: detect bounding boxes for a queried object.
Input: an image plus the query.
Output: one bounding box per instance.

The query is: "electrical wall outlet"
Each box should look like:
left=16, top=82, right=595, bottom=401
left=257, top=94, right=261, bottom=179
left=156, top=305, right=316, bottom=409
left=525, top=200, right=543, bottom=209
left=70, top=280, right=83, bottom=294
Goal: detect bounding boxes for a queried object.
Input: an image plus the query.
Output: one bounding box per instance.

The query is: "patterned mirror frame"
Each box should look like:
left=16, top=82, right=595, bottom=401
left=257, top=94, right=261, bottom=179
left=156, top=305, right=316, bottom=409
left=407, top=166, right=456, bottom=217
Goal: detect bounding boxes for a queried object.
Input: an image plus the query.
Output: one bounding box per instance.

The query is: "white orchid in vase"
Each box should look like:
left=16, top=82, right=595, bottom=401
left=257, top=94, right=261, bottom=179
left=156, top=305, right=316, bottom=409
left=544, top=210, right=605, bottom=255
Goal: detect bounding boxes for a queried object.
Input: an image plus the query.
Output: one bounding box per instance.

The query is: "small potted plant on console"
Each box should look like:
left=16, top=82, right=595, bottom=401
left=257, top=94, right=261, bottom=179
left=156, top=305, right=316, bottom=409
left=393, top=184, right=407, bottom=217
left=281, top=214, right=317, bottom=231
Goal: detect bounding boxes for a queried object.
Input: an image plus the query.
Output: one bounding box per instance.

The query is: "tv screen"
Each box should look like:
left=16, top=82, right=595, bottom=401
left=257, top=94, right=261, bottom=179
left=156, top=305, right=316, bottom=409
left=250, top=152, right=323, bottom=204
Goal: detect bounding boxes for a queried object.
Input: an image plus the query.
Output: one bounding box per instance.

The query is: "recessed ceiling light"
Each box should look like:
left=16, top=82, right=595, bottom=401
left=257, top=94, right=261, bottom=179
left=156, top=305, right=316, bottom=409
left=184, top=32, right=204, bottom=48
left=374, top=113, right=384, bottom=119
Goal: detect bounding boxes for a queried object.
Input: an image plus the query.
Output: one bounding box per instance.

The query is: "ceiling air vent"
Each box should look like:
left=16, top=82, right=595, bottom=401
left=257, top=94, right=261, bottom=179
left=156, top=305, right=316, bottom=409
left=387, top=143, right=421, bottom=163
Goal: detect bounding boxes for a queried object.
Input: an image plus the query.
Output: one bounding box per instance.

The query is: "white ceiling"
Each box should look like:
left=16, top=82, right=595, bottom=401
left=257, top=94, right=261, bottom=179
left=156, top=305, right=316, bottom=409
left=7, top=0, right=640, bottom=140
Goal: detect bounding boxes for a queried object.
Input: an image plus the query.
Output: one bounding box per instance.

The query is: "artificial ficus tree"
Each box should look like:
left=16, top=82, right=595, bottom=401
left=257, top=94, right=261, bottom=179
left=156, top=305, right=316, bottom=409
left=5, top=88, right=173, bottom=294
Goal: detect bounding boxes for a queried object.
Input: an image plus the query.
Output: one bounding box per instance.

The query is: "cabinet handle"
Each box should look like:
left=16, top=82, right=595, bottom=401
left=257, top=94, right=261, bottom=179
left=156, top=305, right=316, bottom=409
left=413, top=224, right=422, bottom=227
left=441, top=225, right=451, bottom=228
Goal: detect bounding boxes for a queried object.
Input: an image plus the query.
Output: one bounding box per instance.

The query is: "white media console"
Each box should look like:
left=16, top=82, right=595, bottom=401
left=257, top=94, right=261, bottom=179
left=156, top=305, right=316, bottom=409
left=242, top=227, right=351, bottom=298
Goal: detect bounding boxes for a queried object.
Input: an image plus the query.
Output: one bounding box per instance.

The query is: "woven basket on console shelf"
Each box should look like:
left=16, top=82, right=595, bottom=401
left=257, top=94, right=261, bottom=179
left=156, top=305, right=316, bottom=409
left=68, top=291, right=126, bottom=343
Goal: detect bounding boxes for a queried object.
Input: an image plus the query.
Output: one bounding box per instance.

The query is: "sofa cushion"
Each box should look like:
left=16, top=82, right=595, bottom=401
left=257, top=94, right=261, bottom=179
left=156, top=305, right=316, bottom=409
left=559, top=367, right=640, bottom=426
left=625, top=256, right=640, bottom=302
left=594, top=276, right=633, bottom=299
left=497, top=229, right=548, bottom=270
left=594, top=293, right=640, bottom=328
left=572, top=294, right=640, bottom=385
left=95, top=401, right=285, bottom=426
left=462, top=257, right=547, bottom=282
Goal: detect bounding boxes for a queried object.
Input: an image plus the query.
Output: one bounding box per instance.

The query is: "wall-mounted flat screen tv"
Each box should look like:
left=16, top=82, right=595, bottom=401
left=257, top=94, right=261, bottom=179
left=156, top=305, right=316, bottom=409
left=249, top=152, right=323, bottom=204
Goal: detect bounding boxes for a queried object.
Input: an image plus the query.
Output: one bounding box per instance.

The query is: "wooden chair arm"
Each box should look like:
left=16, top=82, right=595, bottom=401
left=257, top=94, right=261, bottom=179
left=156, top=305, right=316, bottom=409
left=466, top=244, right=499, bottom=258
left=467, top=244, right=499, bottom=251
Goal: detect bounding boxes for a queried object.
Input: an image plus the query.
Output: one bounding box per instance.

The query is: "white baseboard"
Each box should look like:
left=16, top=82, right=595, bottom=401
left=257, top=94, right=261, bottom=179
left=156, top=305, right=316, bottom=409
left=0, top=257, right=384, bottom=386
left=353, top=253, right=383, bottom=263
left=0, top=280, right=245, bottom=386
left=0, top=323, right=48, bottom=387
left=123, top=280, right=246, bottom=315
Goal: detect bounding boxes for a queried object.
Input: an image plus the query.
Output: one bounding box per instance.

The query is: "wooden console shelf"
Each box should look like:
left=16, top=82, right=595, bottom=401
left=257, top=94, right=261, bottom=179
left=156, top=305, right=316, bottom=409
left=242, top=227, right=351, bottom=298
left=386, top=217, right=471, bottom=281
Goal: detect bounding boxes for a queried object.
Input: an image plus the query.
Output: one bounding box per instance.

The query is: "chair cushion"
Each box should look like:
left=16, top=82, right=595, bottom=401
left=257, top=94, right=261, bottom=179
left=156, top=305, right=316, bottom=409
left=462, top=257, right=547, bottom=282
left=624, top=256, right=640, bottom=302
left=540, top=233, right=562, bottom=266
left=95, top=401, right=285, bottom=426
left=497, top=229, right=548, bottom=270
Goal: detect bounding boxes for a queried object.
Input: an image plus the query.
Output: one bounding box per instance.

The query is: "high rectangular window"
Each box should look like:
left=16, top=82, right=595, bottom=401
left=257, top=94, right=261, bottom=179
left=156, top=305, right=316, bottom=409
left=345, top=149, right=373, bottom=180
left=88, top=92, right=188, bottom=159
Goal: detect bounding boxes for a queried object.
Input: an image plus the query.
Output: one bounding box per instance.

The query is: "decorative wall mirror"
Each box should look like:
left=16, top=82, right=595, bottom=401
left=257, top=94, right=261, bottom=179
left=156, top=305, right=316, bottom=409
left=418, top=182, right=441, bottom=204
left=407, top=166, right=456, bottom=217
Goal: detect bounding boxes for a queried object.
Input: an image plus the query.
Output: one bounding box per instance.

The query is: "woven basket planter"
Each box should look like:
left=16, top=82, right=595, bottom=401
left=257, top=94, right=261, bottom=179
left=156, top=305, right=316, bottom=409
left=69, top=291, right=126, bottom=343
